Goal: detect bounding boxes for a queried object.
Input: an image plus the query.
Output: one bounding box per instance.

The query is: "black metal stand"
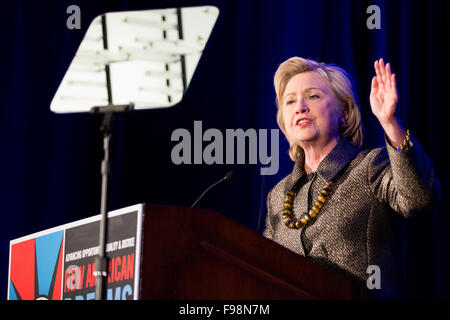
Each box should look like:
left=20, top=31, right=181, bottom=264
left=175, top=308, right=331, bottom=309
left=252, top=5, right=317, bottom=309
left=94, top=112, right=112, bottom=301
left=90, top=104, right=134, bottom=300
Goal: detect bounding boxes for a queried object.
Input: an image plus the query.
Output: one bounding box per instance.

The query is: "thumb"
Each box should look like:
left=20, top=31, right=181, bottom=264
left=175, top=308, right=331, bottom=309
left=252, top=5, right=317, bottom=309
left=370, top=76, right=378, bottom=96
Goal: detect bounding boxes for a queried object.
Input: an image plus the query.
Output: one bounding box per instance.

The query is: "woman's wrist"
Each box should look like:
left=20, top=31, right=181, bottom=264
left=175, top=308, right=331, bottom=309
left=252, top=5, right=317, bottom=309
left=379, top=115, right=407, bottom=148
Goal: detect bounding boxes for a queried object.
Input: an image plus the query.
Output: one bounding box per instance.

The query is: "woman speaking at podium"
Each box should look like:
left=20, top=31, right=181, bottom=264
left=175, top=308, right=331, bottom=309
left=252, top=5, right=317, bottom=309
left=263, top=57, right=440, bottom=298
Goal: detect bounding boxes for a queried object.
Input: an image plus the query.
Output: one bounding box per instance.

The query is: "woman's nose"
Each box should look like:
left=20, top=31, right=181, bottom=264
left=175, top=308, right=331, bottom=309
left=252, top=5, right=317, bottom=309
left=295, top=98, right=308, bottom=113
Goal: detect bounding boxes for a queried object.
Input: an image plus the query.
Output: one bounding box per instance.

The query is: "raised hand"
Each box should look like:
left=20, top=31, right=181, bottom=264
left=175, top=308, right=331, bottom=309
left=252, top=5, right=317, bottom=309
left=370, top=58, right=398, bottom=125
left=370, top=58, right=406, bottom=147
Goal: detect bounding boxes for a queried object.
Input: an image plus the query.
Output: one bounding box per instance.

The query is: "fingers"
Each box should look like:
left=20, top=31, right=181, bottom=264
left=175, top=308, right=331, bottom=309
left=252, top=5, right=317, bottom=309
left=379, top=58, right=386, bottom=84
left=375, top=59, right=384, bottom=85
left=391, top=73, right=397, bottom=93
left=374, top=58, right=395, bottom=90
left=374, top=60, right=382, bottom=86
left=385, top=62, right=392, bottom=88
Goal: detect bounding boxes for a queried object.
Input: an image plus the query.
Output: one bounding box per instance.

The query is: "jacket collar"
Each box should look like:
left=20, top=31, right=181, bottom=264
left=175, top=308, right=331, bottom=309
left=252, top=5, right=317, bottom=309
left=283, top=139, right=362, bottom=194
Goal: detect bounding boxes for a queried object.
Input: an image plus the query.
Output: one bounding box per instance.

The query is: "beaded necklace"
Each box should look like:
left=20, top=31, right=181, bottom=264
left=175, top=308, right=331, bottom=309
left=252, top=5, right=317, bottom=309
left=282, top=181, right=333, bottom=229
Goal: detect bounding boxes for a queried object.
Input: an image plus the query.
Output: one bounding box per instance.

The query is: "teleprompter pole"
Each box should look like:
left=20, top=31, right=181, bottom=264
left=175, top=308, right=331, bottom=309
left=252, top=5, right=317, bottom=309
left=90, top=104, right=133, bottom=301
left=93, top=112, right=112, bottom=300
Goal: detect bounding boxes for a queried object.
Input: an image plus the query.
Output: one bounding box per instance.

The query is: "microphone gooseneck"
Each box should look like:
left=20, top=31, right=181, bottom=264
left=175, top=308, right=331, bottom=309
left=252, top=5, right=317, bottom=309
left=191, top=171, right=235, bottom=208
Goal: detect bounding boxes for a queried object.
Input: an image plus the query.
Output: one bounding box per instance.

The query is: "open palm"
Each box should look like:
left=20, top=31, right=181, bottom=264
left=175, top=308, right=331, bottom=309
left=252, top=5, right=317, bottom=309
left=370, top=58, right=398, bottom=124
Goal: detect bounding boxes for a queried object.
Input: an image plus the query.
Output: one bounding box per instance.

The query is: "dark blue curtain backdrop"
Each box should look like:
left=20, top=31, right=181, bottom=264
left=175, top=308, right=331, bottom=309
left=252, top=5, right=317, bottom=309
left=1, top=0, right=449, bottom=299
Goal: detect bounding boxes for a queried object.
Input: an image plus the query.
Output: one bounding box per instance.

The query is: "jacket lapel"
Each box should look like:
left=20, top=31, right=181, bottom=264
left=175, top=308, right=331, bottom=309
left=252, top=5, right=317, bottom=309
left=283, top=139, right=362, bottom=193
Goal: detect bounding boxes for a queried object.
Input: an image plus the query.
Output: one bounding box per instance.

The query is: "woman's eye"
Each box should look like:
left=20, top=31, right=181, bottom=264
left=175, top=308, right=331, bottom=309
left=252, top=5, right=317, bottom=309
left=309, top=94, right=319, bottom=99
left=286, top=100, right=295, bottom=105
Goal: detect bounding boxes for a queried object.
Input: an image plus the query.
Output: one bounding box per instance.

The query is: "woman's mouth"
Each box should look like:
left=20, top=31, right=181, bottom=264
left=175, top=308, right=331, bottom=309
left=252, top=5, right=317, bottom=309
left=296, top=118, right=312, bottom=128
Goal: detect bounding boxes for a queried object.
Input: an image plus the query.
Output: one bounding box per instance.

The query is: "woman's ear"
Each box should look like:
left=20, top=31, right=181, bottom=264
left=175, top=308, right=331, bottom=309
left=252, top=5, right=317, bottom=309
left=341, top=100, right=350, bottom=122
left=338, top=105, right=349, bottom=132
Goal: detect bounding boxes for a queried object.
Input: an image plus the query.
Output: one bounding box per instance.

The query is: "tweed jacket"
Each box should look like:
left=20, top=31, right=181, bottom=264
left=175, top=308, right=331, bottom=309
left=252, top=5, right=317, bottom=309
left=263, top=134, right=439, bottom=293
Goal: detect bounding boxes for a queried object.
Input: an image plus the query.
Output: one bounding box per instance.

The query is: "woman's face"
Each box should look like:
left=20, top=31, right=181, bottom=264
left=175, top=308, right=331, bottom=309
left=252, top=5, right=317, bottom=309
left=281, top=71, right=342, bottom=149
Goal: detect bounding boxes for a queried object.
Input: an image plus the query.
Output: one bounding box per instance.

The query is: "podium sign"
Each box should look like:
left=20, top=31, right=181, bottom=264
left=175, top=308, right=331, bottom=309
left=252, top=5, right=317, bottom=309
left=8, top=204, right=143, bottom=300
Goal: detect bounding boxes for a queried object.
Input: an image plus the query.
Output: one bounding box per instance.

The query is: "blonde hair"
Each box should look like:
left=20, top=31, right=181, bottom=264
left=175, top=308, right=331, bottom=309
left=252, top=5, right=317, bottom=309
left=274, top=57, right=363, bottom=161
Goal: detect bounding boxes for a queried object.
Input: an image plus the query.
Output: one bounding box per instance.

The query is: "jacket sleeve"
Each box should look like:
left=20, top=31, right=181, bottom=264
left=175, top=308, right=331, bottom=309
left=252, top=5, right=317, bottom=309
left=367, top=133, right=441, bottom=218
left=263, top=188, right=275, bottom=239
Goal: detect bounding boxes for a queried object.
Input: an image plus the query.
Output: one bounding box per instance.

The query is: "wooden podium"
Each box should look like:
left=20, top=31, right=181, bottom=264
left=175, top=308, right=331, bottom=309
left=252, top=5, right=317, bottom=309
left=8, top=203, right=359, bottom=300
left=139, top=204, right=358, bottom=300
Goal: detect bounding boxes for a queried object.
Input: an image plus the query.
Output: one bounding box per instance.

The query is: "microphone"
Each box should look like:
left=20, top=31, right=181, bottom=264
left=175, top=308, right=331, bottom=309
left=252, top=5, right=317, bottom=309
left=191, top=170, right=235, bottom=208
